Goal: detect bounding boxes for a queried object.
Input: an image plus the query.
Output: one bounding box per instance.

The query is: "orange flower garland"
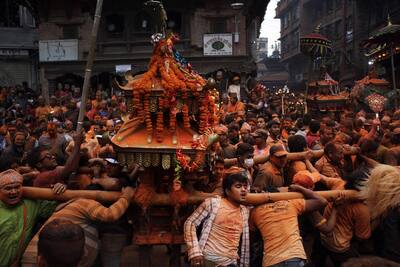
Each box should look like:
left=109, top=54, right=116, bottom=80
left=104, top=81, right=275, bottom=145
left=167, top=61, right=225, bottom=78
left=169, top=107, right=177, bottom=133
left=126, top=36, right=206, bottom=94
left=182, top=104, right=190, bottom=129
left=181, top=91, right=190, bottom=129
left=144, top=93, right=152, bottom=135
left=121, top=34, right=220, bottom=142
left=156, top=97, right=164, bottom=143
left=176, top=149, right=206, bottom=173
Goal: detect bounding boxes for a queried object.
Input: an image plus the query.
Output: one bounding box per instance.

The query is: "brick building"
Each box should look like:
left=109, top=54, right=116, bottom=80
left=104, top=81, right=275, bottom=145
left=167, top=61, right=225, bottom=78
left=276, top=0, right=400, bottom=89
left=0, top=1, right=38, bottom=88
left=26, top=0, right=268, bottom=90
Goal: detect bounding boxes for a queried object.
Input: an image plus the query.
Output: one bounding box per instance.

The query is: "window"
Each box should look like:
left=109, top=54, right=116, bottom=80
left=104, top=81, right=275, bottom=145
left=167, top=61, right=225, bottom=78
left=291, top=5, right=299, bottom=22
left=325, top=24, right=332, bottom=39
left=211, top=18, right=226, bottom=33
left=63, top=25, right=78, bottom=39
left=295, top=5, right=300, bottom=20
left=346, top=16, right=353, bottom=31
left=134, top=12, right=152, bottom=33
left=166, top=11, right=183, bottom=36
left=293, top=30, right=299, bottom=49
left=313, top=3, right=323, bottom=20
left=283, top=14, right=289, bottom=29
left=345, top=49, right=353, bottom=65
left=345, top=16, right=353, bottom=43
left=281, top=37, right=288, bottom=54
left=334, top=51, right=341, bottom=68
left=106, top=14, right=125, bottom=35
left=259, top=42, right=266, bottom=49
left=19, top=6, right=35, bottom=27
left=0, top=1, right=21, bottom=27
left=326, top=0, right=333, bottom=14
left=334, top=20, right=342, bottom=37
left=335, top=0, right=342, bottom=10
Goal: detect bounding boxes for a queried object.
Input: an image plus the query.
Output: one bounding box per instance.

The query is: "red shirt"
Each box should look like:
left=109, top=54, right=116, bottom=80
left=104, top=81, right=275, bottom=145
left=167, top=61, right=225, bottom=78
left=306, top=132, right=320, bottom=148
left=33, top=167, right=64, bottom=188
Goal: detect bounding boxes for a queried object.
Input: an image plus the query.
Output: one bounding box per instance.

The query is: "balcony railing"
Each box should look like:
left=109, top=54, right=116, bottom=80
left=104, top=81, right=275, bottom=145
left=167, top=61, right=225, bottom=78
left=92, top=38, right=192, bottom=59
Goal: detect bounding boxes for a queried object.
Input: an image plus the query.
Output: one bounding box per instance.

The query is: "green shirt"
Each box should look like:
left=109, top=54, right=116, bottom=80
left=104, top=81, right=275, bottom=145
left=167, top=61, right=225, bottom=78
left=0, top=199, right=57, bottom=267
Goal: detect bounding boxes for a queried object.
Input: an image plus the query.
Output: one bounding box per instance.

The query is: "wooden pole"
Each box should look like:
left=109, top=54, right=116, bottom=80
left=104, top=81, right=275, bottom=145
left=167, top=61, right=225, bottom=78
left=391, top=43, right=398, bottom=109
left=39, top=68, right=49, bottom=105
left=304, top=57, right=313, bottom=114
left=244, top=190, right=360, bottom=206
left=76, top=0, right=104, bottom=131
left=22, top=187, right=361, bottom=206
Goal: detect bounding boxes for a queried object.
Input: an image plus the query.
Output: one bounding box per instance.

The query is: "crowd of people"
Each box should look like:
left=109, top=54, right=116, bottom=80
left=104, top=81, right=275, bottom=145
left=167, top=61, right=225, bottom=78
left=0, top=72, right=400, bottom=267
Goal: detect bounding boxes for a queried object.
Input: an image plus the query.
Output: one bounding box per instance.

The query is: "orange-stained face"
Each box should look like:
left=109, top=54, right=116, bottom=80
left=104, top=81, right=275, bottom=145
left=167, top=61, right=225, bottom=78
left=282, top=119, right=292, bottom=130
left=47, top=123, right=57, bottom=137
left=225, top=181, right=248, bottom=204
left=213, top=162, right=225, bottom=180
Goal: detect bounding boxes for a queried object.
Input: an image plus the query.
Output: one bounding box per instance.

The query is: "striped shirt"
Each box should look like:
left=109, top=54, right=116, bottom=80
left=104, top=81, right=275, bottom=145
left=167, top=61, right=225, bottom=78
left=184, top=196, right=250, bottom=267
left=37, top=197, right=129, bottom=267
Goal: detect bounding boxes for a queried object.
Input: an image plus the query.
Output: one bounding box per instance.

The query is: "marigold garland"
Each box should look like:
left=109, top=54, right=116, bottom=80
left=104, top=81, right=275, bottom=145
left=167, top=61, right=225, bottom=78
left=169, top=108, right=177, bottom=133
left=124, top=36, right=205, bottom=94
left=120, top=34, right=219, bottom=150
left=176, top=149, right=206, bottom=173
left=144, top=93, right=152, bottom=134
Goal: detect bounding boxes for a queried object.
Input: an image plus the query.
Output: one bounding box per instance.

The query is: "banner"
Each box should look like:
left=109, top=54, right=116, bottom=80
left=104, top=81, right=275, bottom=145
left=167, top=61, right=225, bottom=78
left=203, top=34, right=233, bottom=56
left=115, top=64, right=132, bottom=73
left=39, top=39, right=78, bottom=62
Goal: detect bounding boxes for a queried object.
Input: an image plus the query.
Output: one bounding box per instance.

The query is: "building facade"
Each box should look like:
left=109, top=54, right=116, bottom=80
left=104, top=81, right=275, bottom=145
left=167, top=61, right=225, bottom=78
left=0, top=1, right=38, bottom=88
left=28, top=0, right=267, bottom=90
left=276, top=0, right=400, bottom=89
left=256, top=37, right=268, bottom=61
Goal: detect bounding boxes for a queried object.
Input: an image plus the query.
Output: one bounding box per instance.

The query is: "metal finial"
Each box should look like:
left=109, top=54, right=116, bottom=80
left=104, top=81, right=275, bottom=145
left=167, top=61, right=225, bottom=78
left=314, top=24, right=322, bottom=33
left=387, top=14, right=392, bottom=26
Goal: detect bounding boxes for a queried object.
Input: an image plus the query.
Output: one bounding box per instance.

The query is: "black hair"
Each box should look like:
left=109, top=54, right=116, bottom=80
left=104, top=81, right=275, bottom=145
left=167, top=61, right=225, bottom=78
left=82, top=119, right=91, bottom=132
left=256, top=115, right=266, bottom=121
left=360, top=139, right=379, bottom=154
left=344, top=168, right=369, bottom=191
left=295, top=118, right=304, bottom=129
left=38, top=219, right=85, bottom=267
left=224, top=114, right=235, bottom=125
left=228, top=122, right=240, bottom=132
left=288, top=135, right=307, bottom=152
left=309, top=119, right=320, bottom=133
left=324, top=141, right=338, bottom=156
left=267, top=120, right=280, bottom=128
left=391, top=133, right=400, bottom=145
left=303, top=113, right=312, bottom=126
left=27, top=146, right=48, bottom=168
left=236, top=142, right=254, bottom=157
left=222, top=173, right=248, bottom=197
left=32, top=127, right=44, bottom=138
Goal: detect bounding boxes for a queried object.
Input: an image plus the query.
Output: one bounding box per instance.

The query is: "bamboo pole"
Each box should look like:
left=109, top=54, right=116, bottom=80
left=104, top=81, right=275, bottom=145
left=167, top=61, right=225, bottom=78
left=22, top=187, right=361, bottom=206
left=39, top=68, right=49, bottom=105
left=391, top=43, right=398, bottom=109
left=304, top=57, right=314, bottom=114
left=244, top=190, right=361, bottom=206
left=76, top=0, right=104, bottom=131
